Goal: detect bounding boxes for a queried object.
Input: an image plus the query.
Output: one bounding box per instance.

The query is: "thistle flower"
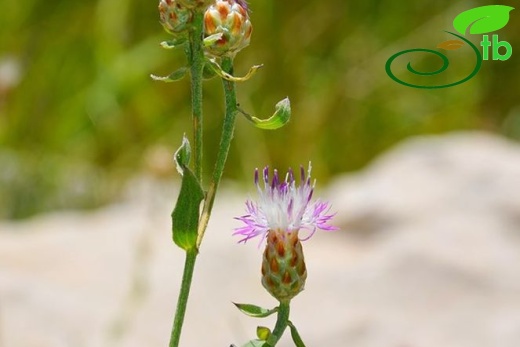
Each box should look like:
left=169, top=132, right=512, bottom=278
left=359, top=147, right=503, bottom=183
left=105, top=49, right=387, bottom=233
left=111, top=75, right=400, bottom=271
left=159, top=0, right=192, bottom=35
left=234, top=164, right=336, bottom=301
left=235, top=164, right=336, bottom=244
left=203, top=0, right=252, bottom=57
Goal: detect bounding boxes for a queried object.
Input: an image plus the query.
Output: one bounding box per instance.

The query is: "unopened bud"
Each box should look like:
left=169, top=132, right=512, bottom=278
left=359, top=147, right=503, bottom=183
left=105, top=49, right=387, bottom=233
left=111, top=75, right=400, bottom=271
left=159, top=0, right=192, bottom=35
left=204, top=0, right=252, bottom=57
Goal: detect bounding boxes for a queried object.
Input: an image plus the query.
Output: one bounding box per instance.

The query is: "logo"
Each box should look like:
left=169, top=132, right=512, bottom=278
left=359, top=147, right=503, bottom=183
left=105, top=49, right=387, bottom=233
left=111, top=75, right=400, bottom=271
left=386, top=5, right=515, bottom=89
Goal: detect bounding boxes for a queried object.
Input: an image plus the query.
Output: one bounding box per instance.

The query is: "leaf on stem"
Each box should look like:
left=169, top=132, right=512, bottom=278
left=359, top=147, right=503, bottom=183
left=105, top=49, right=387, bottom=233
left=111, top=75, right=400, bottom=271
left=240, top=97, right=291, bottom=130
left=233, top=303, right=278, bottom=318
left=207, top=58, right=263, bottom=82
left=171, top=137, right=204, bottom=251
left=287, top=321, right=306, bottom=347
left=151, top=66, right=189, bottom=82
left=160, top=38, right=187, bottom=49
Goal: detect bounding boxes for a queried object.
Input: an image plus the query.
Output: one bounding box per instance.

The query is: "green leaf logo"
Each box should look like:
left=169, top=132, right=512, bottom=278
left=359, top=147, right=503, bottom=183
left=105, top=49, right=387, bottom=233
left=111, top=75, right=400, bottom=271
left=453, top=5, right=514, bottom=35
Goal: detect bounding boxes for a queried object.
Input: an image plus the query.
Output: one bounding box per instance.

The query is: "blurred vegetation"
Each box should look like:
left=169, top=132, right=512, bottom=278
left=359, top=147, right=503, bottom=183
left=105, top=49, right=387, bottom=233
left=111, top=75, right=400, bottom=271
left=1, top=0, right=519, bottom=219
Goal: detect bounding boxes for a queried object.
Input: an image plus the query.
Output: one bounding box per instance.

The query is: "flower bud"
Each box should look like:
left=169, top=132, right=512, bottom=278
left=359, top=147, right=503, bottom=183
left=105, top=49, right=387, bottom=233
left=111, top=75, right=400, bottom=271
left=159, top=0, right=192, bottom=35
left=261, top=229, right=307, bottom=302
left=204, top=0, right=252, bottom=57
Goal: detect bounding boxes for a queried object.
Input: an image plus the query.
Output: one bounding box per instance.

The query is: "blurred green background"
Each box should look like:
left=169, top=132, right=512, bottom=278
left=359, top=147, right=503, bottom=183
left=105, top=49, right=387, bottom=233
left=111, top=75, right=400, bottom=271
left=1, top=0, right=519, bottom=219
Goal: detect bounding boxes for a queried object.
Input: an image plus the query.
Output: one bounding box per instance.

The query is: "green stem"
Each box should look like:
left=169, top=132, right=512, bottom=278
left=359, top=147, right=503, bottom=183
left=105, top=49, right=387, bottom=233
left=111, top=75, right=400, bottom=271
left=189, top=11, right=204, bottom=182
left=168, top=10, right=204, bottom=347
left=168, top=249, right=197, bottom=347
left=196, top=56, right=238, bottom=247
left=266, top=301, right=291, bottom=346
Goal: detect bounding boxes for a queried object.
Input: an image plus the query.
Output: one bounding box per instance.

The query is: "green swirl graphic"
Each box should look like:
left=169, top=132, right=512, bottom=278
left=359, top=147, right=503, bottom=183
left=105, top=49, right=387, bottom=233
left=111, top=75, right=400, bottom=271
left=385, top=31, right=482, bottom=89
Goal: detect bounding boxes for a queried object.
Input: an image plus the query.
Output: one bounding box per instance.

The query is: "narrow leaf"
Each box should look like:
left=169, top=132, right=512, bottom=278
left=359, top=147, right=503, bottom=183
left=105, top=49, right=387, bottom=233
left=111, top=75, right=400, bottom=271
left=453, top=5, right=514, bottom=35
left=151, top=66, right=189, bottom=82
left=242, top=97, right=291, bottom=130
left=207, top=58, right=263, bottom=82
left=288, top=321, right=306, bottom=347
left=437, top=39, right=464, bottom=50
left=171, top=137, right=203, bottom=251
left=233, top=303, right=278, bottom=318
left=256, top=326, right=271, bottom=341
left=160, top=38, right=187, bottom=49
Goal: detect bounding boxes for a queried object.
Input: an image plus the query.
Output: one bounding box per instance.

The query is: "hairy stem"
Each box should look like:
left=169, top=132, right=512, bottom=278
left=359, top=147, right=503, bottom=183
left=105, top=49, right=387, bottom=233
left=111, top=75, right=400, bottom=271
left=189, top=11, right=205, bottom=182
left=168, top=10, right=204, bottom=347
left=168, top=249, right=197, bottom=347
left=196, top=56, right=238, bottom=247
left=266, top=301, right=291, bottom=347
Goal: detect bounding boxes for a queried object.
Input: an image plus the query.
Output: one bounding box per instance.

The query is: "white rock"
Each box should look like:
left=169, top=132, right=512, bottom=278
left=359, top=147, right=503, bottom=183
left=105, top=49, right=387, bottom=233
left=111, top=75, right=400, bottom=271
left=0, top=132, right=519, bottom=347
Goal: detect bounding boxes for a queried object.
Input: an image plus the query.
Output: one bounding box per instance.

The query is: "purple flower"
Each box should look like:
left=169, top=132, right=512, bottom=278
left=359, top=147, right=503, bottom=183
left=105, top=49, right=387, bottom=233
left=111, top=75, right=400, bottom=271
left=234, top=163, right=337, bottom=245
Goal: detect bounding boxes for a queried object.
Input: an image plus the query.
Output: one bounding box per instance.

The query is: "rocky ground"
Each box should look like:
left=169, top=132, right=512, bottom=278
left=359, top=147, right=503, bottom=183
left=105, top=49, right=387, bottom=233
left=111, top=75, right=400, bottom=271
left=1, top=132, right=520, bottom=347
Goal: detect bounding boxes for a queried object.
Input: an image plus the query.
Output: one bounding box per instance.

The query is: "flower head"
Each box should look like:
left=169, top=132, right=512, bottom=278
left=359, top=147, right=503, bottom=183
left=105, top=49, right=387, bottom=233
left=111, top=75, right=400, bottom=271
left=203, top=0, right=252, bottom=57
left=234, top=163, right=337, bottom=245
left=158, top=0, right=192, bottom=35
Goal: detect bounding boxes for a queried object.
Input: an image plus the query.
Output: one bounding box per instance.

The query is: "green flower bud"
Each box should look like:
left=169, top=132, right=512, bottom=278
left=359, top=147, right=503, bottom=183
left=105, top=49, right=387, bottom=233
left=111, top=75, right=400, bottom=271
left=261, top=229, right=307, bottom=302
left=203, top=0, right=252, bottom=57
left=159, top=0, right=192, bottom=35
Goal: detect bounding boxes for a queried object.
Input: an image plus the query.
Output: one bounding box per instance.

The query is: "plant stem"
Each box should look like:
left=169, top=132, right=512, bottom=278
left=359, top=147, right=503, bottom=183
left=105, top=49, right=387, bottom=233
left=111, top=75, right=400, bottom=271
left=196, top=56, right=238, bottom=247
left=169, top=38, right=238, bottom=347
left=189, top=11, right=204, bottom=182
left=169, top=249, right=197, bottom=347
left=266, top=301, right=291, bottom=346
left=168, top=11, right=204, bottom=347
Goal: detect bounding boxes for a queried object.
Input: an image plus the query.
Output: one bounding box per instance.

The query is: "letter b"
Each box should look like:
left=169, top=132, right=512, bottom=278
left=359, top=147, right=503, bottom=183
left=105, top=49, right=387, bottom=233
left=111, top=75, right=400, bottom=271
left=492, top=34, right=512, bottom=61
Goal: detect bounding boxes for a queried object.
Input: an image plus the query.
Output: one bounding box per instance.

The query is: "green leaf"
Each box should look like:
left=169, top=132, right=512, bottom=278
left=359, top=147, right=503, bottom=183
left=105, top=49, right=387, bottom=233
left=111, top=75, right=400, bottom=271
left=160, top=38, right=187, bottom=49
left=241, top=97, right=291, bottom=130
left=206, top=58, right=263, bottom=82
left=288, top=321, right=306, bottom=347
left=171, top=137, right=203, bottom=251
left=171, top=166, right=203, bottom=251
left=174, top=135, right=191, bottom=175
left=233, top=303, right=278, bottom=318
left=150, top=66, right=189, bottom=82
left=453, top=5, right=514, bottom=35
left=256, top=326, right=271, bottom=341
